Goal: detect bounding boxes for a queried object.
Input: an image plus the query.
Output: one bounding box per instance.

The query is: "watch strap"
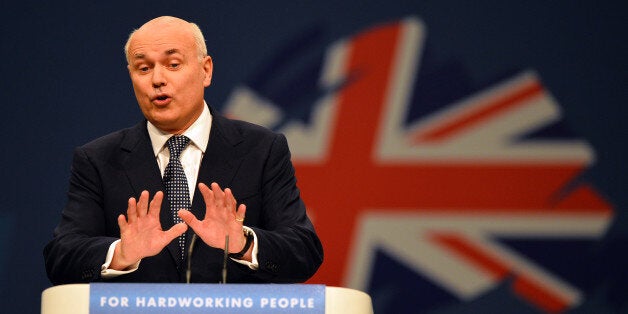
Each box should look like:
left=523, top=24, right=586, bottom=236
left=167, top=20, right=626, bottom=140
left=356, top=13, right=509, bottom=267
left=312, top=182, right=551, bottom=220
left=228, top=229, right=253, bottom=259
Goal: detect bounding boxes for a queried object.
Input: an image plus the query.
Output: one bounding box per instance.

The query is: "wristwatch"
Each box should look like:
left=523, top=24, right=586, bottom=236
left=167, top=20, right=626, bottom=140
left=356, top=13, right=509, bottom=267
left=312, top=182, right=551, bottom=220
left=228, top=229, right=254, bottom=259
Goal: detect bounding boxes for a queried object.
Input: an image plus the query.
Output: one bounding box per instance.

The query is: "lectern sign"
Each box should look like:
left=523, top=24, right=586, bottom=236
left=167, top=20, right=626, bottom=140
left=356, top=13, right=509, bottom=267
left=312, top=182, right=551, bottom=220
left=90, top=283, right=325, bottom=313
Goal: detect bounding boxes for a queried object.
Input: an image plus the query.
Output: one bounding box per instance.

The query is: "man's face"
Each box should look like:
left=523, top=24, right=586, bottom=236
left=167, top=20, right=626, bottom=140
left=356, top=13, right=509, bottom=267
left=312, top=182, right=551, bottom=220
left=127, top=20, right=212, bottom=134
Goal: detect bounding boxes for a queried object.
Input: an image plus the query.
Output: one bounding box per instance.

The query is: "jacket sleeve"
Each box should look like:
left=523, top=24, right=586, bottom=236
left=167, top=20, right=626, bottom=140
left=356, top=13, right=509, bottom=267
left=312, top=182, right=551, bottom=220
left=43, top=146, right=118, bottom=285
left=249, top=133, right=324, bottom=282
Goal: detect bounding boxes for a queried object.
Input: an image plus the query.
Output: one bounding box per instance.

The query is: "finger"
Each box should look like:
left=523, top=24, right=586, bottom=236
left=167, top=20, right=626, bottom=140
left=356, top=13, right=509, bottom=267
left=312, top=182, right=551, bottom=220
left=117, top=214, right=128, bottom=231
left=211, top=182, right=222, bottom=190
left=137, top=190, right=149, bottom=217
left=225, top=188, right=236, bottom=212
left=236, top=204, right=247, bottom=223
left=211, top=182, right=225, bottom=209
left=164, top=223, right=188, bottom=242
left=199, top=182, right=215, bottom=219
left=198, top=182, right=212, bottom=198
left=148, top=191, right=164, bottom=218
left=126, top=197, right=137, bottom=224
left=225, top=188, right=240, bottom=222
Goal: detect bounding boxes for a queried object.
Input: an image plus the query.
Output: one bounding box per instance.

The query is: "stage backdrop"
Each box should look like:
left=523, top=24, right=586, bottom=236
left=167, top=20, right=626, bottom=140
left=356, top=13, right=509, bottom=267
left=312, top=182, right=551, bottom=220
left=1, top=1, right=627, bottom=313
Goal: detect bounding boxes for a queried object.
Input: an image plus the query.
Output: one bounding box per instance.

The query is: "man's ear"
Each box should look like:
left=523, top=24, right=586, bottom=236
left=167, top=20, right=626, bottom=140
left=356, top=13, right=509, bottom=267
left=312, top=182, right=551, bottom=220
left=202, top=56, right=213, bottom=87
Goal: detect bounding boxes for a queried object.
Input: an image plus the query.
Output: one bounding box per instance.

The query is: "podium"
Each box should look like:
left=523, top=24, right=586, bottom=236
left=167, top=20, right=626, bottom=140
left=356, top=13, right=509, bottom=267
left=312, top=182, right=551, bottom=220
left=41, top=284, right=373, bottom=314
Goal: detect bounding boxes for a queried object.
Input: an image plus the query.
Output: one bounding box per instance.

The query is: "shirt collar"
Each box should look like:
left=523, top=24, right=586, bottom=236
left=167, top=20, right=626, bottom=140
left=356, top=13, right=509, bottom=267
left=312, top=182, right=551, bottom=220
left=147, top=102, right=212, bottom=156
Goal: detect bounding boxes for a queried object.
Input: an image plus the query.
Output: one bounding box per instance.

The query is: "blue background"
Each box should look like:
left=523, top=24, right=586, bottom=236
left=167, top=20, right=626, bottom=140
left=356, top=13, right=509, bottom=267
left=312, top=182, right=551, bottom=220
left=1, top=1, right=627, bottom=313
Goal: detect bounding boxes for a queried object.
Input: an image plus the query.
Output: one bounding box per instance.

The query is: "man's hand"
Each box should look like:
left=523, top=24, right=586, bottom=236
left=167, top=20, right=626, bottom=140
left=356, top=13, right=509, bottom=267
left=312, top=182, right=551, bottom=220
left=178, top=182, right=251, bottom=261
left=110, top=191, right=188, bottom=270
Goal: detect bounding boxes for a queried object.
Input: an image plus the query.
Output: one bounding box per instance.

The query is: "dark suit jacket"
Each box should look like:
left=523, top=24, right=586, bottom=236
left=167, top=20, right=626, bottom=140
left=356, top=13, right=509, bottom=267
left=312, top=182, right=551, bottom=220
left=44, top=107, right=323, bottom=284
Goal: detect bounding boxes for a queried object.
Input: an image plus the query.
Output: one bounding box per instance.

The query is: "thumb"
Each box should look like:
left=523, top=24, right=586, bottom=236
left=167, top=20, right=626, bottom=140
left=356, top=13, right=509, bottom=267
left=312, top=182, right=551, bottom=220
left=164, top=222, right=188, bottom=241
left=178, top=209, right=200, bottom=228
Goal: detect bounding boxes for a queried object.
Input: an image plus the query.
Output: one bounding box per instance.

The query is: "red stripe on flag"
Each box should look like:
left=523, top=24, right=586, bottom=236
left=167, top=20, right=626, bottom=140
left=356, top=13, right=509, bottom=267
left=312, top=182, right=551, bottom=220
left=304, top=21, right=404, bottom=286
left=430, top=233, right=510, bottom=280
left=415, top=80, right=544, bottom=143
left=432, top=232, right=572, bottom=313
left=512, top=275, right=570, bottom=313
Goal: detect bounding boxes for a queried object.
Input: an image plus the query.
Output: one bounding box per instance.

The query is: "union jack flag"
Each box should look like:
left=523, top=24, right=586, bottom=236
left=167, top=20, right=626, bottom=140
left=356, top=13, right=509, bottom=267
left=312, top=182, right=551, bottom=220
left=224, top=17, right=613, bottom=313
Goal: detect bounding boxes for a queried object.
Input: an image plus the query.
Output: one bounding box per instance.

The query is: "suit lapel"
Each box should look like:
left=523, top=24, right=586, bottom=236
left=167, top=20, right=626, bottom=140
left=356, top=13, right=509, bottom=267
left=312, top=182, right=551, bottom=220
left=189, top=112, right=245, bottom=227
left=120, top=122, right=164, bottom=197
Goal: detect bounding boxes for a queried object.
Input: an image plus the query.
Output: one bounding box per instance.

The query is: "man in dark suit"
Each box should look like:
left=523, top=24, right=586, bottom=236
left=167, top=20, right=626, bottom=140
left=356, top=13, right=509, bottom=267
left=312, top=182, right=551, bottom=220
left=44, top=16, right=323, bottom=284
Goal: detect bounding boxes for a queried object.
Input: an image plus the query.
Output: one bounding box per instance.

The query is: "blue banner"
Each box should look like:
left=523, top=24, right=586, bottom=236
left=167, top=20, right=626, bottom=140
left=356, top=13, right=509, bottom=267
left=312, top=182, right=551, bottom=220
left=90, top=283, right=325, bottom=313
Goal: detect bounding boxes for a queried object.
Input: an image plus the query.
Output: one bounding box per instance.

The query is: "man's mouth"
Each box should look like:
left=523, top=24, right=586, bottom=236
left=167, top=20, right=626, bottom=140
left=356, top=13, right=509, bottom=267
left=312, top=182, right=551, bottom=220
left=152, top=94, right=172, bottom=105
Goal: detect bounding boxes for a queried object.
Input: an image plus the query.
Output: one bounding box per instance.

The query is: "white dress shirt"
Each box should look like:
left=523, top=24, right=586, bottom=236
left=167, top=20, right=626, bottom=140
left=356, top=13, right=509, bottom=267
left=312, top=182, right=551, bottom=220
left=102, top=103, right=258, bottom=278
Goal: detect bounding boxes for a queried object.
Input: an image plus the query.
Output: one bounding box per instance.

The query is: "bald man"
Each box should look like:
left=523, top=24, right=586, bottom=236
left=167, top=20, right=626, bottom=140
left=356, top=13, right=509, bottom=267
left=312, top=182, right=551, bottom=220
left=44, top=16, right=323, bottom=284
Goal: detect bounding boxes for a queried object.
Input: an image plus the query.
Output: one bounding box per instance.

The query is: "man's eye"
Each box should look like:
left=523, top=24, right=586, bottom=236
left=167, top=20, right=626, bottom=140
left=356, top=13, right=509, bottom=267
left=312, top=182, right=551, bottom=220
left=170, top=63, right=180, bottom=68
left=139, top=66, right=149, bottom=72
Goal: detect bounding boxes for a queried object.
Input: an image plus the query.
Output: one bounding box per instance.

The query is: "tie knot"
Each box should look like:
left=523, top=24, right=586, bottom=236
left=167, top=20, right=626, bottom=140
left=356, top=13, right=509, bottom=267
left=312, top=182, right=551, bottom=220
left=166, top=135, right=190, bottom=159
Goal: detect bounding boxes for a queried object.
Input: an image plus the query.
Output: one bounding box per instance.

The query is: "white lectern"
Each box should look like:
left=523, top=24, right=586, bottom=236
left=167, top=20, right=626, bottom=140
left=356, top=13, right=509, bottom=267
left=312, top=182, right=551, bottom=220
left=41, top=284, right=373, bottom=314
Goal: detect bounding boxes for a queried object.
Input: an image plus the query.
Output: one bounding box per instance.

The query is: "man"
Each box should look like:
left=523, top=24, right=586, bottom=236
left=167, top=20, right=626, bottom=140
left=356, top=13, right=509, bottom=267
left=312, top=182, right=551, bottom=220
left=44, top=16, right=323, bottom=284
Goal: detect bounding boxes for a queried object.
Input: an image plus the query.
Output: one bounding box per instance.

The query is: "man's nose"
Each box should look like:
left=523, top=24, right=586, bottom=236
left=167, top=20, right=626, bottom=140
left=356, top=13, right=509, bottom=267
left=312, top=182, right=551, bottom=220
left=151, top=66, right=167, bottom=87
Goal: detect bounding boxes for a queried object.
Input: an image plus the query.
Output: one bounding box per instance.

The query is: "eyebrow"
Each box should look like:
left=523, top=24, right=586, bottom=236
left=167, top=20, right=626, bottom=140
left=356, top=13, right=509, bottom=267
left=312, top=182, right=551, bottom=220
left=165, top=49, right=181, bottom=56
left=132, top=49, right=182, bottom=60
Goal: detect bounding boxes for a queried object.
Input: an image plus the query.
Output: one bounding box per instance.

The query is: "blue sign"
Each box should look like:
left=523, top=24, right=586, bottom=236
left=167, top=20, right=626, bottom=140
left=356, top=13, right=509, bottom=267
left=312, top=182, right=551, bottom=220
left=90, top=283, right=325, bottom=313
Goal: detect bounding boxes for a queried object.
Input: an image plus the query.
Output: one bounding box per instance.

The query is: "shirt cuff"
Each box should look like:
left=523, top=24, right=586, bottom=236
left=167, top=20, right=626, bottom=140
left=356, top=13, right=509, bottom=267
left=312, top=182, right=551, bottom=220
left=230, top=226, right=259, bottom=270
left=101, top=239, right=141, bottom=278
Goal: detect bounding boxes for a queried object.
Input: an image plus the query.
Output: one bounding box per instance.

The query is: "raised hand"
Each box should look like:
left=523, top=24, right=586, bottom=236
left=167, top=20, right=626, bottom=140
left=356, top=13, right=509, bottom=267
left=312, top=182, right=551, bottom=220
left=178, top=182, right=250, bottom=260
left=110, top=190, right=188, bottom=270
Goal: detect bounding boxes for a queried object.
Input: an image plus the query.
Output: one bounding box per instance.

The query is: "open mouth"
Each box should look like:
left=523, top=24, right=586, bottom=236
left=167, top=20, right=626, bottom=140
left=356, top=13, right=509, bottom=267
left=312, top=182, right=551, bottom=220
left=152, top=93, right=172, bottom=105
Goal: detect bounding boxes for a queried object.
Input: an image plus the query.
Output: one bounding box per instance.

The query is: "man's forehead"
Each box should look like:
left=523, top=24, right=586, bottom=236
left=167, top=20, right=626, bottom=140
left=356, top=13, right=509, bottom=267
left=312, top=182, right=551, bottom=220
left=129, top=30, right=196, bottom=60
left=129, top=22, right=195, bottom=58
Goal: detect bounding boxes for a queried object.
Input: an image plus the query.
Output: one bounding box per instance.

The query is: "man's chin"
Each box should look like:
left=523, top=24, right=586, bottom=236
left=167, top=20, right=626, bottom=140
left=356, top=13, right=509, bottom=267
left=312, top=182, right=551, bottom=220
left=147, top=116, right=183, bottom=133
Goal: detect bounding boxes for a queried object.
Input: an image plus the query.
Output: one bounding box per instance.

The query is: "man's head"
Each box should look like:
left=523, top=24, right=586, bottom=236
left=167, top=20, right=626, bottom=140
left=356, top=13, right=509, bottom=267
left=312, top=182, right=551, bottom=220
left=125, top=16, right=213, bottom=134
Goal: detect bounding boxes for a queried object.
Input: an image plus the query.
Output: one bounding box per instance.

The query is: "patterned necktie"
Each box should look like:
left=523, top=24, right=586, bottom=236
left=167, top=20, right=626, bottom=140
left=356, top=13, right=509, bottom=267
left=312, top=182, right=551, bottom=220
left=164, top=135, right=191, bottom=261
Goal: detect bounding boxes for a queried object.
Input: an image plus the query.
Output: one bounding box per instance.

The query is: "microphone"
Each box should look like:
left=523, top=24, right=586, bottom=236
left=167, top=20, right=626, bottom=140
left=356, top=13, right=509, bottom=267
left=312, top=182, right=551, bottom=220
left=222, top=235, right=229, bottom=284
left=186, top=233, right=197, bottom=284
left=185, top=233, right=229, bottom=284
